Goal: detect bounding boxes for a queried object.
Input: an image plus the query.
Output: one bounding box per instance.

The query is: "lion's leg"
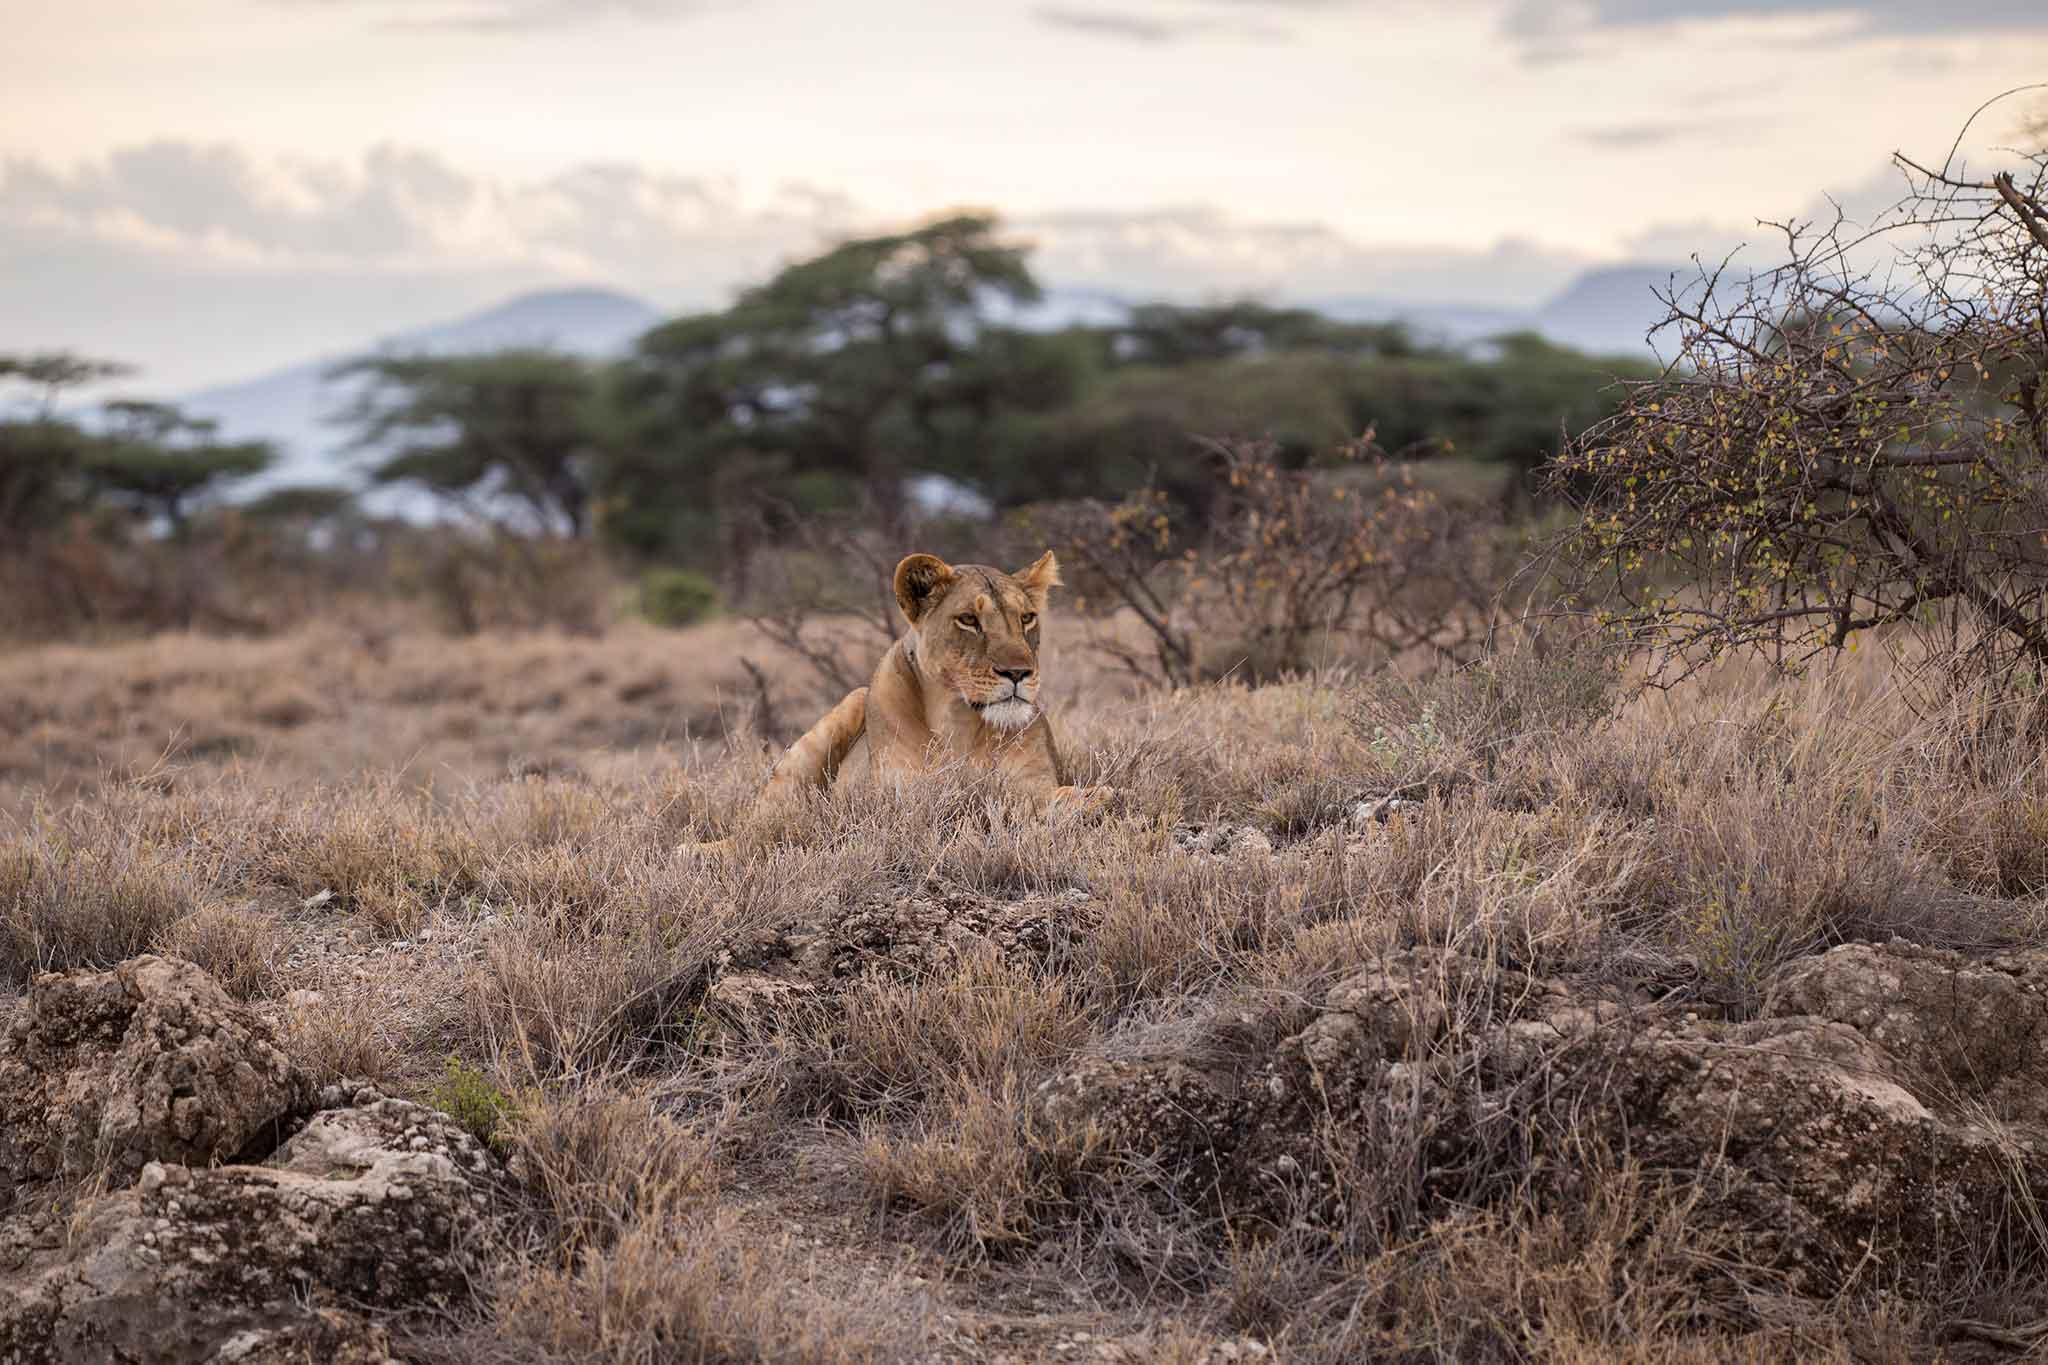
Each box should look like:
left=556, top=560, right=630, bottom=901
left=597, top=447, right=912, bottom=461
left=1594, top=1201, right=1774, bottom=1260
left=762, top=686, right=869, bottom=797
left=1045, top=784, right=1115, bottom=817
left=680, top=687, right=869, bottom=858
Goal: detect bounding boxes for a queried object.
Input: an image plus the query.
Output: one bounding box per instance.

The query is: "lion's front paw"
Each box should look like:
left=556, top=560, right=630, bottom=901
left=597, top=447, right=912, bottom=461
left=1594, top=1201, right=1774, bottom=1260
left=1047, top=784, right=1116, bottom=818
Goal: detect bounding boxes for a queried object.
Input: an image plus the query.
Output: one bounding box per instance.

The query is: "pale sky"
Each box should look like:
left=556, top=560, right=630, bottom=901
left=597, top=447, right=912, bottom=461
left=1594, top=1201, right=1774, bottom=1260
left=4, top=0, right=2046, bottom=390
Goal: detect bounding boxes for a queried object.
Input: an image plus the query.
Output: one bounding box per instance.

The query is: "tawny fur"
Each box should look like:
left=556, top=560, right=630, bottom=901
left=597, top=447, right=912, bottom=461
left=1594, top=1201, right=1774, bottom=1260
left=753, top=549, right=1106, bottom=815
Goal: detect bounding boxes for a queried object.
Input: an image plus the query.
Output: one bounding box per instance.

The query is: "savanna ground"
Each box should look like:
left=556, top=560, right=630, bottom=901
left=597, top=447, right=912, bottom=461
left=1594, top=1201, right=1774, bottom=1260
left=6, top=610, right=2048, bottom=1362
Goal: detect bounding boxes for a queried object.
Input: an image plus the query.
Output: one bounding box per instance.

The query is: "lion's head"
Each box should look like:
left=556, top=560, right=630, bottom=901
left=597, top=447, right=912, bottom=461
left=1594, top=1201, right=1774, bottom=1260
left=894, top=549, right=1061, bottom=732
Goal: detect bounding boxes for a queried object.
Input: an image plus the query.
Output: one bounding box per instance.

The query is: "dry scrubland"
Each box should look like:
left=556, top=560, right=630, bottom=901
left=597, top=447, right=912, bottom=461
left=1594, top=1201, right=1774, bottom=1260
left=7, top=618, right=2048, bottom=1361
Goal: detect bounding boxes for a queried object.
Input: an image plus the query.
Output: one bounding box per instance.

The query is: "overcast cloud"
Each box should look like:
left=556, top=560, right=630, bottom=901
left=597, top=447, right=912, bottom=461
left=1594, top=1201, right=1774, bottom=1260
left=5, top=0, right=2043, bottom=391
left=1506, top=1, right=2048, bottom=39
left=0, top=139, right=1600, bottom=390
left=281, top=0, right=729, bottom=32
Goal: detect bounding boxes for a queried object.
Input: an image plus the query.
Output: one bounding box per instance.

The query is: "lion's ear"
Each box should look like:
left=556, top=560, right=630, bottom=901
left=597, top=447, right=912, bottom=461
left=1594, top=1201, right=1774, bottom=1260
left=894, top=553, right=956, bottom=624
left=1014, top=549, right=1061, bottom=610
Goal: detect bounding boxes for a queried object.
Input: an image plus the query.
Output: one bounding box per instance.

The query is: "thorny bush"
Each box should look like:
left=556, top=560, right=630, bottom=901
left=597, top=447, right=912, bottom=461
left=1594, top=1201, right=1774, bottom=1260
left=1553, top=136, right=2048, bottom=697
left=1033, top=434, right=1519, bottom=687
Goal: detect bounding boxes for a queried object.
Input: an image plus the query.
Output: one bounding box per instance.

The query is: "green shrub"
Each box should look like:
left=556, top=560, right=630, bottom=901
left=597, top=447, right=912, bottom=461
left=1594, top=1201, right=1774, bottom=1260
left=432, top=1056, right=518, bottom=1148
left=639, top=568, right=718, bottom=628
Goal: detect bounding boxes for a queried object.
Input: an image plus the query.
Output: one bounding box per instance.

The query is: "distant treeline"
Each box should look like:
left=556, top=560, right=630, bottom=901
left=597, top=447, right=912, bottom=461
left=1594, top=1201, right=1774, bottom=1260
left=2, top=213, right=1652, bottom=578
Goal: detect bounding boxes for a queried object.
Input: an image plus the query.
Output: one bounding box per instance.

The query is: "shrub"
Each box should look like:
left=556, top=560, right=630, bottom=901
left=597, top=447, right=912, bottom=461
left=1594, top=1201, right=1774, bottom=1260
left=431, top=1056, right=519, bottom=1148
left=1030, top=435, right=1518, bottom=686
left=640, top=567, right=719, bottom=628
left=1552, top=145, right=2048, bottom=693
left=1351, top=640, right=1623, bottom=784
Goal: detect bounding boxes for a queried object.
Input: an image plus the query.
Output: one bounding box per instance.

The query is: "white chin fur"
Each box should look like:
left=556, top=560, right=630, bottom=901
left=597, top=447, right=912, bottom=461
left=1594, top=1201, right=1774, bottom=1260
left=977, top=698, right=1038, bottom=731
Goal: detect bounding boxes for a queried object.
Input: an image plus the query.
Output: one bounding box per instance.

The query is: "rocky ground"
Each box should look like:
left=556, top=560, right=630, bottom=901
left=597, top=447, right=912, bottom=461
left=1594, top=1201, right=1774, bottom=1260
left=10, top=631, right=2048, bottom=1360
left=7, top=877, right=2048, bottom=1361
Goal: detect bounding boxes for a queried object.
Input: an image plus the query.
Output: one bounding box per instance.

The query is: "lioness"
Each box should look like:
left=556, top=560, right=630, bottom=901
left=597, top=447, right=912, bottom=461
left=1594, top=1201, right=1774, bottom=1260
left=745, top=548, right=1106, bottom=821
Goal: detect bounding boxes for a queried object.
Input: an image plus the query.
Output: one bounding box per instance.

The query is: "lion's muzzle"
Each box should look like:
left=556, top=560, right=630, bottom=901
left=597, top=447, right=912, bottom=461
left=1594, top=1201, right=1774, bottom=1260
left=969, top=675, right=1039, bottom=731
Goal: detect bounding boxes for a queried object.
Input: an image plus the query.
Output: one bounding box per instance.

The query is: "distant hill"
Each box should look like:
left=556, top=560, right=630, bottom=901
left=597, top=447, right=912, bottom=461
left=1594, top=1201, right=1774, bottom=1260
left=180, top=287, right=662, bottom=499
left=1531, top=264, right=1691, bottom=357
left=1311, top=265, right=1688, bottom=359
left=181, top=269, right=1682, bottom=507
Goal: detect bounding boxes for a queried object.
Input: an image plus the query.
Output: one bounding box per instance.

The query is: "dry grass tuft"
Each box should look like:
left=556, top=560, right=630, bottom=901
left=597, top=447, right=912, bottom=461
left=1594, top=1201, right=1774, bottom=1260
left=154, top=901, right=285, bottom=999
left=0, top=814, right=199, bottom=981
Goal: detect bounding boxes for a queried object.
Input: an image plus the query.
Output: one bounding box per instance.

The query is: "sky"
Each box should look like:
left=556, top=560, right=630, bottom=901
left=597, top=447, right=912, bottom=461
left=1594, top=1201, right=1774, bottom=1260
left=3, top=0, right=2046, bottom=391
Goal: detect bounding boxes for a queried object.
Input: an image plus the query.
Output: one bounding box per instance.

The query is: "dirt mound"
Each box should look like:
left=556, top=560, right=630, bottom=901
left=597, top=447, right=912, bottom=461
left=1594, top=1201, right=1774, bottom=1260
left=1040, top=939, right=2048, bottom=1296
left=0, top=957, right=500, bottom=1363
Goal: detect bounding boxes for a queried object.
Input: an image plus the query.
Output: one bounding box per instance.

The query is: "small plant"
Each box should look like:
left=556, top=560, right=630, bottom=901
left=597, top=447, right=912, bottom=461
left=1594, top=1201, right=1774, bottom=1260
left=1350, top=641, right=1622, bottom=794
left=639, top=568, right=718, bottom=628
left=1368, top=700, right=1445, bottom=762
left=432, top=1056, right=518, bottom=1148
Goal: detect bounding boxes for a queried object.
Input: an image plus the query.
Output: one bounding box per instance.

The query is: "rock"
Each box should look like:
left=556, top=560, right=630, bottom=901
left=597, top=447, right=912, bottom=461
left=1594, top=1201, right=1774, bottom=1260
left=715, top=876, right=1094, bottom=993
left=206, top=1308, right=398, bottom=1364
left=702, top=973, right=818, bottom=1036
left=1035, top=1057, right=1236, bottom=1182
left=1038, top=941, right=2048, bottom=1296
left=1764, top=940, right=2048, bottom=1126
left=0, top=1097, right=497, bottom=1364
left=1349, top=796, right=1423, bottom=827
left=1171, top=824, right=1274, bottom=859
left=0, top=956, right=309, bottom=1210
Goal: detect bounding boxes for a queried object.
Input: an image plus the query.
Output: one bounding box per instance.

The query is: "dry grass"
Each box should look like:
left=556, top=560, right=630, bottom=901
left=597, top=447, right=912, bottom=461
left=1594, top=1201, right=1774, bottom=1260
left=6, top=614, right=2048, bottom=1359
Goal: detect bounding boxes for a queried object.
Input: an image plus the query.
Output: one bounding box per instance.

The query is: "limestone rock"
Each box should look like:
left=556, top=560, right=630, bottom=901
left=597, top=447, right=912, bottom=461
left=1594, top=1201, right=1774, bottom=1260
left=1764, top=939, right=2048, bottom=1126
left=0, top=1097, right=496, bottom=1364
left=1038, top=941, right=2048, bottom=1295
left=717, top=875, right=1094, bottom=992
left=1170, top=824, right=1275, bottom=859
left=206, top=1309, right=398, bottom=1364
left=0, top=956, right=308, bottom=1210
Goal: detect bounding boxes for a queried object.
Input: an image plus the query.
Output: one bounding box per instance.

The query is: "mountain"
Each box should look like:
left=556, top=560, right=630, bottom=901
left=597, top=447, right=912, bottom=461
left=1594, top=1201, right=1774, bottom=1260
left=1324, top=266, right=1689, bottom=358
left=1531, top=264, right=1690, bottom=357
left=180, top=287, right=662, bottom=499
left=1031, top=265, right=1686, bottom=360
left=180, top=269, right=1681, bottom=509
left=1310, top=294, right=1534, bottom=347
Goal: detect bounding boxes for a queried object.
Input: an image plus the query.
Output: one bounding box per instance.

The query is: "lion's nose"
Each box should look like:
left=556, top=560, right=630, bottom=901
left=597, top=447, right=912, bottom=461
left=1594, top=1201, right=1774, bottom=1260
left=995, top=666, right=1034, bottom=685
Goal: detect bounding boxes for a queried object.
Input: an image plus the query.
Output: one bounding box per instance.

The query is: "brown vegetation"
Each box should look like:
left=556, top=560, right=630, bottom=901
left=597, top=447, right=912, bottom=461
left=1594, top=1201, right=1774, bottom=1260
left=7, top=609, right=2048, bottom=1360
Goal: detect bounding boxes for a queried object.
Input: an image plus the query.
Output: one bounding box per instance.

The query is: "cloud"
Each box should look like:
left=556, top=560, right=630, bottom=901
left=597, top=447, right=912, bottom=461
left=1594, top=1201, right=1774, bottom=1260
left=283, top=0, right=729, bottom=34
left=1016, top=205, right=1586, bottom=306
left=1616, top=161, right=1923, bottom=266
left=0, top=142, right=857, bottom=283
left=1570, top=121, right=1689, bottom=149
left=1033, top=6, right=1192, bottom=42
left=1031, top=3, right=1292, bottom=43
left=1, top=140, right=1596, bottom=389
left=1506, top=0, right=2048, bottom=42
left=1569, top=115, right=1774, bottom=149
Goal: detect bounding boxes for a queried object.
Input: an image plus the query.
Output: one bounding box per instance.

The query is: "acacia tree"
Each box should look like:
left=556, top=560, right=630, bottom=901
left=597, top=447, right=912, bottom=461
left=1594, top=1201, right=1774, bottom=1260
left=614, top=213, right=1079, bottom=559
left=1551, top=128, right=2048, bottom=685
left=84, top=400, right=274, bottom=533
left=0, top=352, right=130, bottom=535
left=332, top=349, right=605, bottom=536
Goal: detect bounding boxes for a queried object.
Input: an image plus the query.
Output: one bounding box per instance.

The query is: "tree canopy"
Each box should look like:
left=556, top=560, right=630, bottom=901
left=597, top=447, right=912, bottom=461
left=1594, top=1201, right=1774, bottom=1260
left=332, top=349, right=606, bottom=536
left=610, top=212, right=1083, bottom=556
left=1, top=356, right=273, bottom=537
left=317, top=213, right=1651, bottom=584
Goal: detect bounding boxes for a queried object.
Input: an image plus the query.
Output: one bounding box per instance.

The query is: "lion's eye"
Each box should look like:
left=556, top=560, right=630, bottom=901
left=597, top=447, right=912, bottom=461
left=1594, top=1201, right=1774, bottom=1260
left=955, top=613, right=980, bottom=631
left=1020, top=612, right=1038, bottom=628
